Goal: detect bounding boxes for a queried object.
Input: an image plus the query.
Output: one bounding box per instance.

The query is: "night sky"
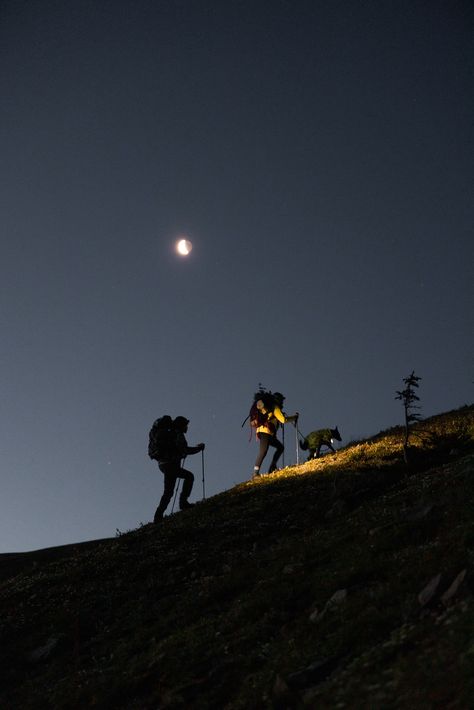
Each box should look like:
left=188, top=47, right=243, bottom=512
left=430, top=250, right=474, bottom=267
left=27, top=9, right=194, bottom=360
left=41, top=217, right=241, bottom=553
left=1, top=1, right=472, bottom=552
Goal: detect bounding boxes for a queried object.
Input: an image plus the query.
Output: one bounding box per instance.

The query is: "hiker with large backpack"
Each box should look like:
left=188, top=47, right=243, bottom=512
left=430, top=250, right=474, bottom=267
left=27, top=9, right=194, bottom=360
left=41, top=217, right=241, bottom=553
left=248, top=389, right=298, bottom=479
left=148, top=415, right=205, bottom=522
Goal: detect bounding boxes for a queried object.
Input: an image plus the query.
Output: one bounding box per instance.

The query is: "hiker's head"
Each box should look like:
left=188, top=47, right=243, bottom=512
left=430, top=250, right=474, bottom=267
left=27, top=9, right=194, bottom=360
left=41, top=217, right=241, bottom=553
left=173, top=416, right=189, bottom=432
left=273, top=392, right=285, bottom=407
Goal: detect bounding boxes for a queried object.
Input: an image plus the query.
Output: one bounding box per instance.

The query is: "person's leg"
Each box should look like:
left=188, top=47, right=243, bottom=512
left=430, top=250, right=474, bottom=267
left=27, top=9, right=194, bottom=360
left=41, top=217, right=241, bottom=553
left=253, top=433, right=270, bottom=477
left=154, top=463, right=178, bottom=521
left=268, top=435, right=284, bottom=472
left=177, top=467, right=195, bottom=509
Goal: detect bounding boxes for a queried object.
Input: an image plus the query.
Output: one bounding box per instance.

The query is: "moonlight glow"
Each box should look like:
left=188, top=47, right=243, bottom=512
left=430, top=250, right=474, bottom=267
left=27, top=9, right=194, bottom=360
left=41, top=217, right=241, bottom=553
left=176, top=238, right=192, bottom=256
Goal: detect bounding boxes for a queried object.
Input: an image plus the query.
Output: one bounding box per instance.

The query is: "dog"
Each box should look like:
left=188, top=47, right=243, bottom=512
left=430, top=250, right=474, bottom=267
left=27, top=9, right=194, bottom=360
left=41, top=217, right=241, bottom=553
left=299, top=427, right=342, bottom=459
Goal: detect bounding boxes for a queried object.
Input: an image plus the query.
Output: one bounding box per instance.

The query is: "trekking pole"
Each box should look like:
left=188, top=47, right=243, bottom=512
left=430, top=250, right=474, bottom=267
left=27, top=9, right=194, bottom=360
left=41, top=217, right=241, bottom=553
left=201, top=449, right=206, bottom=500
left=282, top=426, right=285, bottom=468
left=171, top=479, right=181, bottom=514
left=295, top=421, right=300, bottom=465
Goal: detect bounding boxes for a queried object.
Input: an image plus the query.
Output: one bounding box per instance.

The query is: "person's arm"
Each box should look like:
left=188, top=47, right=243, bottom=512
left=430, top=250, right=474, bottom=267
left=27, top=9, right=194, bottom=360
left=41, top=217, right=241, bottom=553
left=185, top=442, right=205, bottom=455
left=273, top=406, right=298, bottom=424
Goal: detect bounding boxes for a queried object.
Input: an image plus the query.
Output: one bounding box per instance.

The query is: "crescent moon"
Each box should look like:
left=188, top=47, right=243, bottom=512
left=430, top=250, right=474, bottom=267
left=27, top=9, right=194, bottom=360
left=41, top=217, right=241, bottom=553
left=176, top=238, right=192, bottom=256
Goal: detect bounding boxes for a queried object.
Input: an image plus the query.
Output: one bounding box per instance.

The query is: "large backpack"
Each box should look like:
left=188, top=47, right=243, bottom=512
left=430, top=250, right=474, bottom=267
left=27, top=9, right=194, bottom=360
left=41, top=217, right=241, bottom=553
left=246, top=389, right=276, bottom=430
left=148, top=415, right=176, bottom=461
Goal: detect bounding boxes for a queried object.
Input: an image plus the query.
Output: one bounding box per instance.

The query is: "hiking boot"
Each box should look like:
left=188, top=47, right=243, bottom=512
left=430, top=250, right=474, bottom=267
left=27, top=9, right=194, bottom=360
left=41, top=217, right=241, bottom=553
left=153, top=511, right=164, bottom=523
left=252, top=471, right=261, bottom=479
left=179, top=500, right=195, bottom=511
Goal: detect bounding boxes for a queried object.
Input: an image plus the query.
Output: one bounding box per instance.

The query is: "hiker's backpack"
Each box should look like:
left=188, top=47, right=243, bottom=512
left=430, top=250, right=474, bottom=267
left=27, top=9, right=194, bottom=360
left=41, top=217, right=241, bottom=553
left=248, top=391, right=276, bottom=429
left=148, top=415, right=175, bottom=461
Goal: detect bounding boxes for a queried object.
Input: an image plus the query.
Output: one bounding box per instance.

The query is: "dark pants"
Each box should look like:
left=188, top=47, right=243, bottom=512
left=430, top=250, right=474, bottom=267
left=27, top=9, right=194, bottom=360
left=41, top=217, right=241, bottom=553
left=154, top=462, right=194, bottom=521
left=254, top=433, right=284, bottom=473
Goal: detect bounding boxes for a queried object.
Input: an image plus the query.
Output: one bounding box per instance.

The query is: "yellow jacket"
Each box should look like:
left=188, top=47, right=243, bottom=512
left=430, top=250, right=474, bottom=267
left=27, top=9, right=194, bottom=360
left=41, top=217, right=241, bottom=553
left=256, top=402, right=297, bottom=436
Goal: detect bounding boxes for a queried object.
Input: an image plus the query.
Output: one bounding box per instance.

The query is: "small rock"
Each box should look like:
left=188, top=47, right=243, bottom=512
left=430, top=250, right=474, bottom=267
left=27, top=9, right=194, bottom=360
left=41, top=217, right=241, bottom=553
left=403, top=503, right=434, bottom=522
left=28, top=635, right=63, bottom=663
left=310, top=590, right=347, bottom=624
left=441, top=569, right=467, bottom=606
left=418, top=573, right=442, bottom=607
left=283, top=563, right=303, bottom=575
left=328, top=589, right=347, bottom=606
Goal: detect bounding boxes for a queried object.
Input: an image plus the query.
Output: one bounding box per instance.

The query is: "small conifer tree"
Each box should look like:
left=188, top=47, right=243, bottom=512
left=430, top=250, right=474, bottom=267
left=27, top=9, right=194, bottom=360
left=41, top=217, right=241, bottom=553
left=395, top=370, right=422, bottom=460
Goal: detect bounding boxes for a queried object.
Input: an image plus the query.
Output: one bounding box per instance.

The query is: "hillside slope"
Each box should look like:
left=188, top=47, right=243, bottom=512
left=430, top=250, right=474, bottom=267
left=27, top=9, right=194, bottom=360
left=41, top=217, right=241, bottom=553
left=1, top=406, right=473, bottom=709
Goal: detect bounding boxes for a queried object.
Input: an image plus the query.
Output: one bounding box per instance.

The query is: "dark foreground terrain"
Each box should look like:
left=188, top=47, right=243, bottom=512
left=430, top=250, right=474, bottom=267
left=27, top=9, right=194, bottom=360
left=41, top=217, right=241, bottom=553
left=1, top=406, right=473, bottom=708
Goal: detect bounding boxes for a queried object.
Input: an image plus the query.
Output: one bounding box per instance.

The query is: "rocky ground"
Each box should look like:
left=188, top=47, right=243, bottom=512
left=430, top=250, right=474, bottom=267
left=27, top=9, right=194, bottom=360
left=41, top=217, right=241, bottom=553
left=1, top=405, right=473, bottom=708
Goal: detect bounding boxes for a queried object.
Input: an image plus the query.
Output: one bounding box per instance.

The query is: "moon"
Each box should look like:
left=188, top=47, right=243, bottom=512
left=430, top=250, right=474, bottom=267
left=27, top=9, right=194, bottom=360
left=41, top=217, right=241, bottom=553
left=176, top=238, right=192, bottom=256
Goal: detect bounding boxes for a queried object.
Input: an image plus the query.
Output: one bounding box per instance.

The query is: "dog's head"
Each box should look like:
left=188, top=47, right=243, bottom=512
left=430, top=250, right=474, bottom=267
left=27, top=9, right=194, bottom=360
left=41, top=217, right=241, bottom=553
left=331, top=427, right=342, bottom=442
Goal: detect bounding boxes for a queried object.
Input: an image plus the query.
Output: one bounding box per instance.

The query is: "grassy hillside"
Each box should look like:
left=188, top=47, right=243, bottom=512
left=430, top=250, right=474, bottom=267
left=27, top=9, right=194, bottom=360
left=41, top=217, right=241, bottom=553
left=1, top=406, right=473, bottom=709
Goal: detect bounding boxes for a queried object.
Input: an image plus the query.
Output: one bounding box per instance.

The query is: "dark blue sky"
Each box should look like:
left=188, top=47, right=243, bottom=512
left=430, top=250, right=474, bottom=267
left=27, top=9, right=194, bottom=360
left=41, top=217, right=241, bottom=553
left=1, top=0, right=472, bottom=552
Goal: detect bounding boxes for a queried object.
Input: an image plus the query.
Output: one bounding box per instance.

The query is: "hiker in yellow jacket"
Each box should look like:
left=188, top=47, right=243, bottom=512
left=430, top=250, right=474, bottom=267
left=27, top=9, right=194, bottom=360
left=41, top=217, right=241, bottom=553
left=253, top=392, right=298, bottom=478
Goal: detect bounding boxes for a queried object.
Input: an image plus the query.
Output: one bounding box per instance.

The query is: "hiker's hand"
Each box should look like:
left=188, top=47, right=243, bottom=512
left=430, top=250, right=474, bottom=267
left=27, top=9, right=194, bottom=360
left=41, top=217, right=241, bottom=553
left=198, top=443, right=205, bottom=451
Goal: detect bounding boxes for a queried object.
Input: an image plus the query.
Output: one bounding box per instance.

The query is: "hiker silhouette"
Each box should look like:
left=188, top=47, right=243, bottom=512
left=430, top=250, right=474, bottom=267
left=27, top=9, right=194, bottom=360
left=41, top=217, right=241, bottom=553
left=151, top=416, right=205, bottom=522
left=251, top=391, right=298, bottom=478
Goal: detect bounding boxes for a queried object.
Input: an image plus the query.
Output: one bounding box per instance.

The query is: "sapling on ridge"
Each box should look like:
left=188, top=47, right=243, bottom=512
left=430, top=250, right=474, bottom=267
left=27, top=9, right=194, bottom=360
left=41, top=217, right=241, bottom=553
left=395, top=370, right=422, bottom=462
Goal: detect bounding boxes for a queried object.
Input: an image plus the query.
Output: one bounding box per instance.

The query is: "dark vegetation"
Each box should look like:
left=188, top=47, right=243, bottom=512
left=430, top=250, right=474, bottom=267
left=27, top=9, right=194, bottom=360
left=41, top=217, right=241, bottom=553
left=395, top=370, right=423, bottom=463
left=1, top=405, right=473, bottom=708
